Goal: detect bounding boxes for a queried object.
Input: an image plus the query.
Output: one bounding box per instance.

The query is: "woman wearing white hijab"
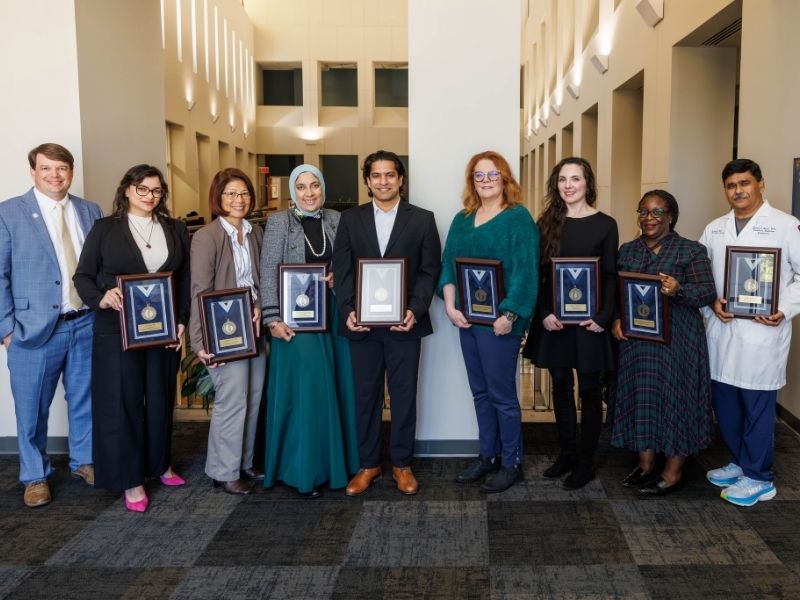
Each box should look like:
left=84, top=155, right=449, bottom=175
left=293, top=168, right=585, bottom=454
left=260, top=164, right=359, bottom=498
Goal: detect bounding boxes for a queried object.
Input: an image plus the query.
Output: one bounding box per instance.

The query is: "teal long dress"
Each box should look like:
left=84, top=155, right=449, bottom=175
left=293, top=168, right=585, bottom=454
left=264, top=291, right=359, bottom=493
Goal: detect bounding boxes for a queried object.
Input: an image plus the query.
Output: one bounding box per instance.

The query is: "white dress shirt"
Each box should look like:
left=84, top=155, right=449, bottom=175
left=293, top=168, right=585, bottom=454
left=34, top=188, right=87, bottom=311
left=373, top=200, right=400, bottom=256
left=219, top=216, right=257, bottom=299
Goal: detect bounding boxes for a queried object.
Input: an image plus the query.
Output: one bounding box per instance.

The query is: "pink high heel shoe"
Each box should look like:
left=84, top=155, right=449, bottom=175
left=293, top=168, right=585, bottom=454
left=124, top=493, right=149, bottom=513
left=159, top=472, right=186, bottom=486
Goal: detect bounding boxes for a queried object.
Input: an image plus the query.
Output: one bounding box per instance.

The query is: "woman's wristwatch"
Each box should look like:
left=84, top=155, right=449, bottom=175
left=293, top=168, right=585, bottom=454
left=502, top=311, right=518, bottom=323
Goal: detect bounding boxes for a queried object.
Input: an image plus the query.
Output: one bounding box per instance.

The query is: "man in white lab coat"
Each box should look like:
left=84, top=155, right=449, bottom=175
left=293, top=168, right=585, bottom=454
left=699, top=158, right=800, bottom=506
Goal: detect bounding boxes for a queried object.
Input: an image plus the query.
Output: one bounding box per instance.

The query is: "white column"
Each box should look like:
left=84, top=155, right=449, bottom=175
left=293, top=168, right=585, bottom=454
left=409, top=0, right=521, bottom=453
left=0, top=0, right=166, bottom=448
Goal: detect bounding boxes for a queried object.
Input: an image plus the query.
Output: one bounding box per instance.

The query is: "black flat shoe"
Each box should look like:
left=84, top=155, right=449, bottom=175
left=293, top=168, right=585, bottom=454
left=639, top=478, right=681, bottom=496
left=563, top=462, right=596, bottom=489
left=543, top=454, right=577, bottom=478
left=212, top=478, right=253, bottom=495
left=298, top=488, right=322, bottom=499
left=455, top=456, right=500, bottom=483
left=622, top=467, right=658, bottom=487
left=480, top=466, right=522, bottom=493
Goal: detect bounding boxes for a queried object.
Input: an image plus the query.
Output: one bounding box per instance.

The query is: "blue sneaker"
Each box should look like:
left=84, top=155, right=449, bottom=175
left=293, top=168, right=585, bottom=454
left=706, top=462, right=743, bottom=487
left=720, top=476, right=776, bottom=506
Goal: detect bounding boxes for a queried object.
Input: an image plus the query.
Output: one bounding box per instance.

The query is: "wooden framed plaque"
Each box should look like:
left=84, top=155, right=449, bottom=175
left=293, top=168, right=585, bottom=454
left=198, top=287, right=258, bottom=363
left=278, top=263, right=328, bottom=332
left=117, top=272, right=178, bottom=351
left=723, top=246, right=781, bottom=319
left=455, top=257, right=505, bottom=325
left=551, top=257, right=601, bottom=324
left=618, top=271, right=671, bottom=343
left=355, top=258, right=407, bottom=326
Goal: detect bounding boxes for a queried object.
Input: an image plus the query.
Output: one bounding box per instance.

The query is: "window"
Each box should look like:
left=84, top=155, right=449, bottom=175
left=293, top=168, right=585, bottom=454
left=261, top=154, right=304, bottom=177
left=321, top=64, right=358, bottom=107
left=319, top=155, right=359, bottom=209
left=261, top=66, right=302, bottom=106
left=375, top=65, right=408, bottom=107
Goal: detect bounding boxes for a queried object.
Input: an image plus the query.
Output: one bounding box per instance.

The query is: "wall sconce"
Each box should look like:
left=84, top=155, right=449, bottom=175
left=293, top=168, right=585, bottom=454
left=230, top=123, right=236, bottom=133
left=590, top=53, right=609, bottom=74
left=550, top=101, right=561, bottom=116
left=538, top=115, right=548, bottom=128
left=566, top=81, right=580, bottom=100
left=186, top=99, right=196, bottom=111
left=211, top=112, right=220, bottom=123
left=635, top=0, right=664, bottom=27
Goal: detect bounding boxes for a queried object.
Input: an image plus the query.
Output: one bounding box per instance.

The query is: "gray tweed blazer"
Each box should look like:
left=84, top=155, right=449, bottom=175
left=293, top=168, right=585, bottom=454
left=259, top=208, right=340, bottom=323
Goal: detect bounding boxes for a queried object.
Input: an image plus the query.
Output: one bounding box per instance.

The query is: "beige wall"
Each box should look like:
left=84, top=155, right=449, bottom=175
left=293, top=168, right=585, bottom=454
left=0, top=0, right=173, bottom=438
left=522, top=0, right=800, bottom=416
left=162, top=0, right=257, bottom=221
left=245, top=0, right=408, bottom=203
left=75, top=0, right=167, bottom=213
left=737, top=0, right=800, bottom=416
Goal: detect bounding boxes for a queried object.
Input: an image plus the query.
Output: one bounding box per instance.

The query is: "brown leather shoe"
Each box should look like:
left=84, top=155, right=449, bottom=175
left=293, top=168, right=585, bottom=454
left=345, top=467, right=382, bottom=496
left=71, top=464, right=95, bottom=486
left=392, top=466, right=419, bottom=495
left=24, top=480, right=51, bottom=508
left=213, top=478, right=253, bottom=495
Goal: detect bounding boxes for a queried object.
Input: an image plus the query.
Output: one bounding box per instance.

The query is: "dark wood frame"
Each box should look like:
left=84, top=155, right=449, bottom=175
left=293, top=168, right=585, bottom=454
left=455, top=257, right=505, bottom=325
left=117, top=272, right=178, bottom=351
left=278, top=263, right=329, bottom=332
left=198, top=287, right=258, bottom=364
left=723, top=245, right=781, bottom=319
left=550, top=257, right=601, bottom=324
left=618, top=271, right=671, bottom=343
left=355, top=258, right=407, bottom=327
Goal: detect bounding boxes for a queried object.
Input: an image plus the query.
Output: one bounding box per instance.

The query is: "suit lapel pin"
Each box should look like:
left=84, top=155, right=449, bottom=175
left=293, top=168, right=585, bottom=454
left=32, top=213, right=39, bottom=219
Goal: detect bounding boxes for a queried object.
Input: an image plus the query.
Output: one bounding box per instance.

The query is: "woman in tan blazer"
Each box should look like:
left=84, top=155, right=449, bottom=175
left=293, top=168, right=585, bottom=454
left=189, top=168, right=265, bottom=495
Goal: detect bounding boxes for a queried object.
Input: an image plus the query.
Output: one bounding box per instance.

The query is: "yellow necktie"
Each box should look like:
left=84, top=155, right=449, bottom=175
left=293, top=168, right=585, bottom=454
left=54, top=202, right=83, bottom=310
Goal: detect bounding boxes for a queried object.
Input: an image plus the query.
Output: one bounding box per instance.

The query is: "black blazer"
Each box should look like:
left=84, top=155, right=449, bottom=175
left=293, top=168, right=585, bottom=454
left=74, top=215, right=191, bottom=335
left=332, top=201, right=441, bottom=341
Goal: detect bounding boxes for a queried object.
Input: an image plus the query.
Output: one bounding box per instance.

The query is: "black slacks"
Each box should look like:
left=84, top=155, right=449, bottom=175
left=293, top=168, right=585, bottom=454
left=549, top=368, right=604, bottom=462
left=92, top=333, right=178, bottom=493
left=348, top=332, right=421, bottom=468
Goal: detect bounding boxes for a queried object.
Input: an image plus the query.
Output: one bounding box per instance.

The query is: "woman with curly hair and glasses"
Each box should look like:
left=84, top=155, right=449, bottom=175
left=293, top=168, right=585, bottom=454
left=74, top=164, right=190, bottom=512
left=438, top=150, right=539, bottom=493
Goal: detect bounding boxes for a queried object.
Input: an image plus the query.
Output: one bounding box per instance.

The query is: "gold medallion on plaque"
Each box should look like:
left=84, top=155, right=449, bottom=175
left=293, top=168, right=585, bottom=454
left=568, top=287, right=583, bottom=302
left=743, top=278, right=758, bottom=294
left=141, top=304, right=157, bottom=321
left=296, top=293, right=310, bottom=308
left=637, top=304, right=650, bottom=318
left=475, top=289, right=488, bottom=302
left=221, top=319, right=237, bottom=335
left=374, top=287, right=389, bottom=302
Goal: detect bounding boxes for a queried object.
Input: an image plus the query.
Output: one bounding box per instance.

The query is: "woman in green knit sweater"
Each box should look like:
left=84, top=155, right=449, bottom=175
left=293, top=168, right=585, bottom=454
left=438, top=150, right=539, bottom=493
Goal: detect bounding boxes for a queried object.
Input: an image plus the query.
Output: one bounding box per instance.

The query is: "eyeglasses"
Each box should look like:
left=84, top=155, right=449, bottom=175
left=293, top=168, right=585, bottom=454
left=134, top=185, right=164, bottom=199
left=636, top=208, right=669, bottom=219
left=222, top=191, right=252, bottom=200
left=473, top=170, right=501, bottom=182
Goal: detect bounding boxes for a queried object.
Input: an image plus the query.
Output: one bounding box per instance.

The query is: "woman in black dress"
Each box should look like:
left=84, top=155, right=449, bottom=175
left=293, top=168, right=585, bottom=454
left=523, top=157, right=618, bottom=489
left=74, top=164, right=190, bottom=512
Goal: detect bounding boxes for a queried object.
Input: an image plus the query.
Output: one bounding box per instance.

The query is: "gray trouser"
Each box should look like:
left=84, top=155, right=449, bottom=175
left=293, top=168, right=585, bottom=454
left=205, top=349, right=266, bottom=482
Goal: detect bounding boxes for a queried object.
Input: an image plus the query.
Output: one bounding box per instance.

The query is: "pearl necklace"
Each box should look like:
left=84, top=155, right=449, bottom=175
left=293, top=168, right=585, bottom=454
left=303, top=218, right=327, bottom=257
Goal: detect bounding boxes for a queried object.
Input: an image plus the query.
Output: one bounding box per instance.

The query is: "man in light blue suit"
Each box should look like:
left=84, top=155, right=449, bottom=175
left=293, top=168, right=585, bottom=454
left=0, top=143, right=103, bottom=507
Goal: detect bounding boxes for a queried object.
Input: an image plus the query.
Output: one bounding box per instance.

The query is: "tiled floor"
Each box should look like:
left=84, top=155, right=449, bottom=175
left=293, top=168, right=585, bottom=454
left=1, top=422, right=800, bottom=599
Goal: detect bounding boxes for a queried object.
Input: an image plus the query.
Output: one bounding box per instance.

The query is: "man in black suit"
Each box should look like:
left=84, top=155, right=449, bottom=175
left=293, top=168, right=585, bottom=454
left=333, top=150, right=441, bottom=495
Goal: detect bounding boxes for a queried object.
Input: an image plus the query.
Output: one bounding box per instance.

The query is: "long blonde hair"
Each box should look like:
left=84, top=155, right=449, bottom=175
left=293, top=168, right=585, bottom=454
left=462, top=150, right=522, bottom=214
